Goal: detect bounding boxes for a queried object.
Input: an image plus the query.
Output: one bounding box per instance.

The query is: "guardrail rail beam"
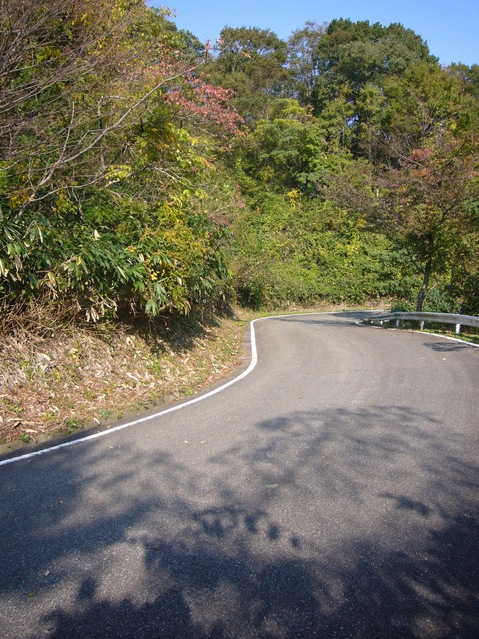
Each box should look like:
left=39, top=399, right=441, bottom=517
left=364, top=311, right=479, bottom=334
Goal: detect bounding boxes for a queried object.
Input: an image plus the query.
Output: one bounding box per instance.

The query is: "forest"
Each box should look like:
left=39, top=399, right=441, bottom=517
left=1, top=0, right=479, bottom=324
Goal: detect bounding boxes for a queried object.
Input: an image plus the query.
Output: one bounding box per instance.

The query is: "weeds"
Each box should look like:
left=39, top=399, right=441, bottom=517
left=0, top=309, right=245, bottom=446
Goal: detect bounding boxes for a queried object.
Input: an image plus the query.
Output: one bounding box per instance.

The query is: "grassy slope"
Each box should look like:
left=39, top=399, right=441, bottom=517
left=0, top=311, right=247, bottom=451
left=8, top=300, right=464, bottom=453
left=0, top=303, right=377, bottom=451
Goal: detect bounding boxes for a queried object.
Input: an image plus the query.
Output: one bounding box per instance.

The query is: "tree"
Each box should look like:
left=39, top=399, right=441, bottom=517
left=287, top=21, right=326, bottom=106
left=204, top=27, right=289, bottom=121
left=327, top=133, right=479, bottom=311
left=300, top=19, right=440, bottom=163
left=378, top=137, right=478, bottom=311
left=0, top=0, right=208, bottom=214
left=381, top=62, right=479, bottom=161
left=311, top=19, right=436, bottom=110
left=447, top=63, right=479, bottom=100
left=0, top=0, right=244, bottom=321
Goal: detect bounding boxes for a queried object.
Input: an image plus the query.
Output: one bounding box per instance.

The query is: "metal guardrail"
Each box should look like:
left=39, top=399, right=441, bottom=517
left=364, top=311, right=479, bottom=334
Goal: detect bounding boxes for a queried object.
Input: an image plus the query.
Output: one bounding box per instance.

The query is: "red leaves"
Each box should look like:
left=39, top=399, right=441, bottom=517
left=408, top=148, right=432, bottom=162
left=167, top=75, right=244, bottom=136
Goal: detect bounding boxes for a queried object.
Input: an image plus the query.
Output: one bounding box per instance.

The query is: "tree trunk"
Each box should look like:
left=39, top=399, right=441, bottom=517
left=416, top=259, right=432, bottom=312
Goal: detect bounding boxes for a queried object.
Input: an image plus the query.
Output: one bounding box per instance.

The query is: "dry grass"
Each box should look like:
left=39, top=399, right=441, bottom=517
left=0, top=300, right=387, bottom=450
left=0, top=310, right=246, bottom=448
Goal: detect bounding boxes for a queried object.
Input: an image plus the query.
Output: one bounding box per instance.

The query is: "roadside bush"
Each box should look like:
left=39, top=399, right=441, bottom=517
left=226, top=193, right=418, bottom=308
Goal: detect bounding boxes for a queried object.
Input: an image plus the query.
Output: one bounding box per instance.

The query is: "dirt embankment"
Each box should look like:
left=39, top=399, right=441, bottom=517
left=0, top=312, right=246, bottom=451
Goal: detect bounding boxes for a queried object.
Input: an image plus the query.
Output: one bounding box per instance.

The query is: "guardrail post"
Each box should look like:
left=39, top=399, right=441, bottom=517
left=364, top=312, right=478, bottom=333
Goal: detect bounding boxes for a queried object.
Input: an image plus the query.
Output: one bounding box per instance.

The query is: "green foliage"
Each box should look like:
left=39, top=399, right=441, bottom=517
left=205, top=26, right=289, bottom=121
left=0, top=185, right=230, bottom=320
left=0, top=0, right=239, bottom=324
left=287, top=21, right=326, bottom=105
left=311, top=19, right=436, bottom=111
left=226, top=193, right=414, bottom=308
left=220, top=15, right=479, bottom=314
left=446, top=63, right=479, bottom=100
left=1, top=6, right=478, bottom=324
left=223, top=18, right=479, bottom=316
left=232, top=99, right=353, bottom=196
left=381, top=62, right=479, bottom=155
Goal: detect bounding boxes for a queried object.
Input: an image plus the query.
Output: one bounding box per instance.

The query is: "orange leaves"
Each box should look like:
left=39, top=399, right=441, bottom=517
left=166, top=74, right=244, bottom=136
left=408, top=148, right=432, bottom=162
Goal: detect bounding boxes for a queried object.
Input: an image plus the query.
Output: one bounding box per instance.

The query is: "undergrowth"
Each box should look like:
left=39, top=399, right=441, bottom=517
left=0, top=305, right=245, bottom=448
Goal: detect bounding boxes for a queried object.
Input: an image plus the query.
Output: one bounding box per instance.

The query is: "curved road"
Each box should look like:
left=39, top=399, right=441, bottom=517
left=1, top=312, right=478, bottom=638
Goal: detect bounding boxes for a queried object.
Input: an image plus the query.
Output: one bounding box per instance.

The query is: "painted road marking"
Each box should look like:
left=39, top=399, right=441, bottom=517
left=1, top=312, right=476, bottom=466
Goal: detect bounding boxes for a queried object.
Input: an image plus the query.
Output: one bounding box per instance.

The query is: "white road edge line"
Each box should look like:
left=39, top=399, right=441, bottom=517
left=1, top=311, right=476, bottom=467
left=356, top=319, right=479, bottom=348
left=0, top=319, right=259, bottom=467
left=414, top=331, right=479, bottom=347
left=0, top=312, right=325, bottom=466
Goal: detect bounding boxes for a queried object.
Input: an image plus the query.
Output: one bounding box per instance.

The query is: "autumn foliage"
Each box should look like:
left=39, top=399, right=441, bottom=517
left=0, top=0, right=243, bottom=324
left=1, top=5, right=478, bottom=324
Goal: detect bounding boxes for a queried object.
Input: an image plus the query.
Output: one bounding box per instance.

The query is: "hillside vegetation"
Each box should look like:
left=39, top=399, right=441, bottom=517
left=1, top=2, right=478, bottom=444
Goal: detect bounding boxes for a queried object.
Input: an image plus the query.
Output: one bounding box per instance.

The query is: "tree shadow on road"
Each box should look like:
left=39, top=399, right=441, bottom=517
left=35, top=512, right=479, bottom=639
left=0, top=403, right=477, bottom=638
left=422, top=340, right=475, bottom=352
left=273, top=310, right=371, bottom=328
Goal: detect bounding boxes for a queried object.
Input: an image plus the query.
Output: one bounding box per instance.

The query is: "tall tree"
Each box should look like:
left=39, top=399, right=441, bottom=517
left=312, top=19, right=436, bottom=109
left=447, top=63, right=479, bottom=100
left=0, top=0, right=205, bottom=214
left=204, top=26, right=289, bottom=121
left=326, top=132, right=479, bottom=311
left=382, top=62, right=479, bottom=161
left=287, top=21, right=326, bottom=106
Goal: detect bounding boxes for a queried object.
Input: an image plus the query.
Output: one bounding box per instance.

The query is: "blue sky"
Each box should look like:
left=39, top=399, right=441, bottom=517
left=151, top=0, right=478, bottom=67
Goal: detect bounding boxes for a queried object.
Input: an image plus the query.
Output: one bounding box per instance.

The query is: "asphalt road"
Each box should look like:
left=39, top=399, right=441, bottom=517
left=1, top=312, right=478, bottom=638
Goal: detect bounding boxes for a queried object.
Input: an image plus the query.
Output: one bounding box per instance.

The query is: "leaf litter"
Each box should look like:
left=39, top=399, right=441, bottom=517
left=0, top=313, right=245, bottom=447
